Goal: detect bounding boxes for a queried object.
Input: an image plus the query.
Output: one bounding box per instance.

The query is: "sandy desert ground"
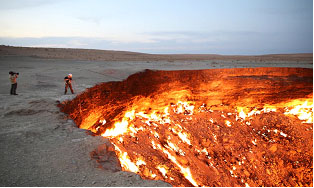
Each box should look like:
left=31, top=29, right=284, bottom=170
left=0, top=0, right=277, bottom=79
left=0, top=46, right=312, bottom=186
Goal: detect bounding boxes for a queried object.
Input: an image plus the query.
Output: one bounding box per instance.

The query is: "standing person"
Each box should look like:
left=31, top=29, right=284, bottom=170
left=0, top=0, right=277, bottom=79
left=64, top=73, right=74, bottom=94
left=9, top=71, right=19, bottom=95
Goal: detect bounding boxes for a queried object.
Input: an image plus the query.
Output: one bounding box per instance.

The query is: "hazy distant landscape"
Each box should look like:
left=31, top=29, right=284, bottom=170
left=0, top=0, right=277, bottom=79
left=0, top=45, right=312, bottom=62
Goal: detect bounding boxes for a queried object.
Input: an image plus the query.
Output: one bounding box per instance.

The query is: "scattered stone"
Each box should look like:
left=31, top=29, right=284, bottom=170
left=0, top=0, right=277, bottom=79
left=269, top=144, right=277, bottom=152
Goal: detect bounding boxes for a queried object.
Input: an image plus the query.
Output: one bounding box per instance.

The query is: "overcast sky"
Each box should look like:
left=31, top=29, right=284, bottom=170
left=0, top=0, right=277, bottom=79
left=0, top=0, right=312, bottom=54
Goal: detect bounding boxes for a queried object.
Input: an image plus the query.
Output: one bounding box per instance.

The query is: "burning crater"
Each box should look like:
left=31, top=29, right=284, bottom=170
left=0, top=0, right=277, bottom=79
left=60, top=67, right=313, bottom=187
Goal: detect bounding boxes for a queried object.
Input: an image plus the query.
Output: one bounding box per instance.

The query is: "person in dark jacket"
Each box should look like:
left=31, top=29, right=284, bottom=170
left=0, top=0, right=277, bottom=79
left=64, top=73, right=74, bottom=94
left=9, top=71, right=19, bottom=95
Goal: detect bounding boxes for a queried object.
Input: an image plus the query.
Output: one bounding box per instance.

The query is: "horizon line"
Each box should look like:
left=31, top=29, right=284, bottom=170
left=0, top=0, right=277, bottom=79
left=1, top=45, right=313, bottom=57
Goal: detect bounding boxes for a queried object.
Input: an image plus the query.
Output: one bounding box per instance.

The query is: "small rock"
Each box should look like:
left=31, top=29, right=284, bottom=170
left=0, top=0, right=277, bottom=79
left=244, top=170, right=250, bottom=177
left=297, top=148, right=302, bottom=153
left=177, top=156, right=189, bottom=165
left=143, top=168, right=150, bottom=177
left=269, top=144, right=277, bottom=152
left=266, top=169, right=271, bottom=175
left=136, top=175, right=141, bottom=180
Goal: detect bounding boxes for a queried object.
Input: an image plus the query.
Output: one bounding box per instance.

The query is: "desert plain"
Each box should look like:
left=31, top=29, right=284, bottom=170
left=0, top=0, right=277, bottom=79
left=0, top=46, right=312, bottom=186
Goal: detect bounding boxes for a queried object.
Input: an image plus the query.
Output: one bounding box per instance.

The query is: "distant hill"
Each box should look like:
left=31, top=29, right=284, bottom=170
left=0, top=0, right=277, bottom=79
left=0, top=45, right=312, bottom=62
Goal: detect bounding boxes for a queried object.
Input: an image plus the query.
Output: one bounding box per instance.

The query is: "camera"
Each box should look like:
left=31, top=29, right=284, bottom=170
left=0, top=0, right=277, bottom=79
left=9, top=71, right=19, bottom=75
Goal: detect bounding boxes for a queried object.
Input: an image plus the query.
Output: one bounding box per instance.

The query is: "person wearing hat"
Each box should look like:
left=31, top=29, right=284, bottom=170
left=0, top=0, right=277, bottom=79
left=64, top=73, right=74, bottom=94
left=9, top=71, right=19, bottom=95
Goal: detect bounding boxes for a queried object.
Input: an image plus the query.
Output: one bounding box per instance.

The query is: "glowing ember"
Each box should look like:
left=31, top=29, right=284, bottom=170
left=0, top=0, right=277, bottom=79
left=60, top=68, right=313, bottom=187
left=101, top=111, right=136, bottom=137
left=284, top=99, right=313, bottom=123
left=113, top=144, right=139, bottom=172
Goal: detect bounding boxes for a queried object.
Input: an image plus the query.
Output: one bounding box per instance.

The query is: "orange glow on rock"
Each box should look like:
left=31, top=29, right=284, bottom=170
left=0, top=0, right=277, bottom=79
left=60, top=68, right=313, bottom=187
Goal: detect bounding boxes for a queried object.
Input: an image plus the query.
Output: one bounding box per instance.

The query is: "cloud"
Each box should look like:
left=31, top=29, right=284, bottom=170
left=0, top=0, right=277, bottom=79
left=0, top=29, right=312, bottom=55
left=76, top=16, right=102, bottom=25
left=142, top=30, right=262, bottom=44
left=0, top=0, right=63, bottom=10
left=106, top=34, right=157, bottom=44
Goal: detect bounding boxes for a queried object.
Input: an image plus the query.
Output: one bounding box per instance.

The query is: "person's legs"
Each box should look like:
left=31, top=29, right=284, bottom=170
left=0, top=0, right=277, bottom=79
left=12, top=83, right=17, bottom=95
left=69, top=83, right=74, bottom=94
left=10, top=84, right=14, bottom=95
left=64, top=84, right=68, bottom=94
